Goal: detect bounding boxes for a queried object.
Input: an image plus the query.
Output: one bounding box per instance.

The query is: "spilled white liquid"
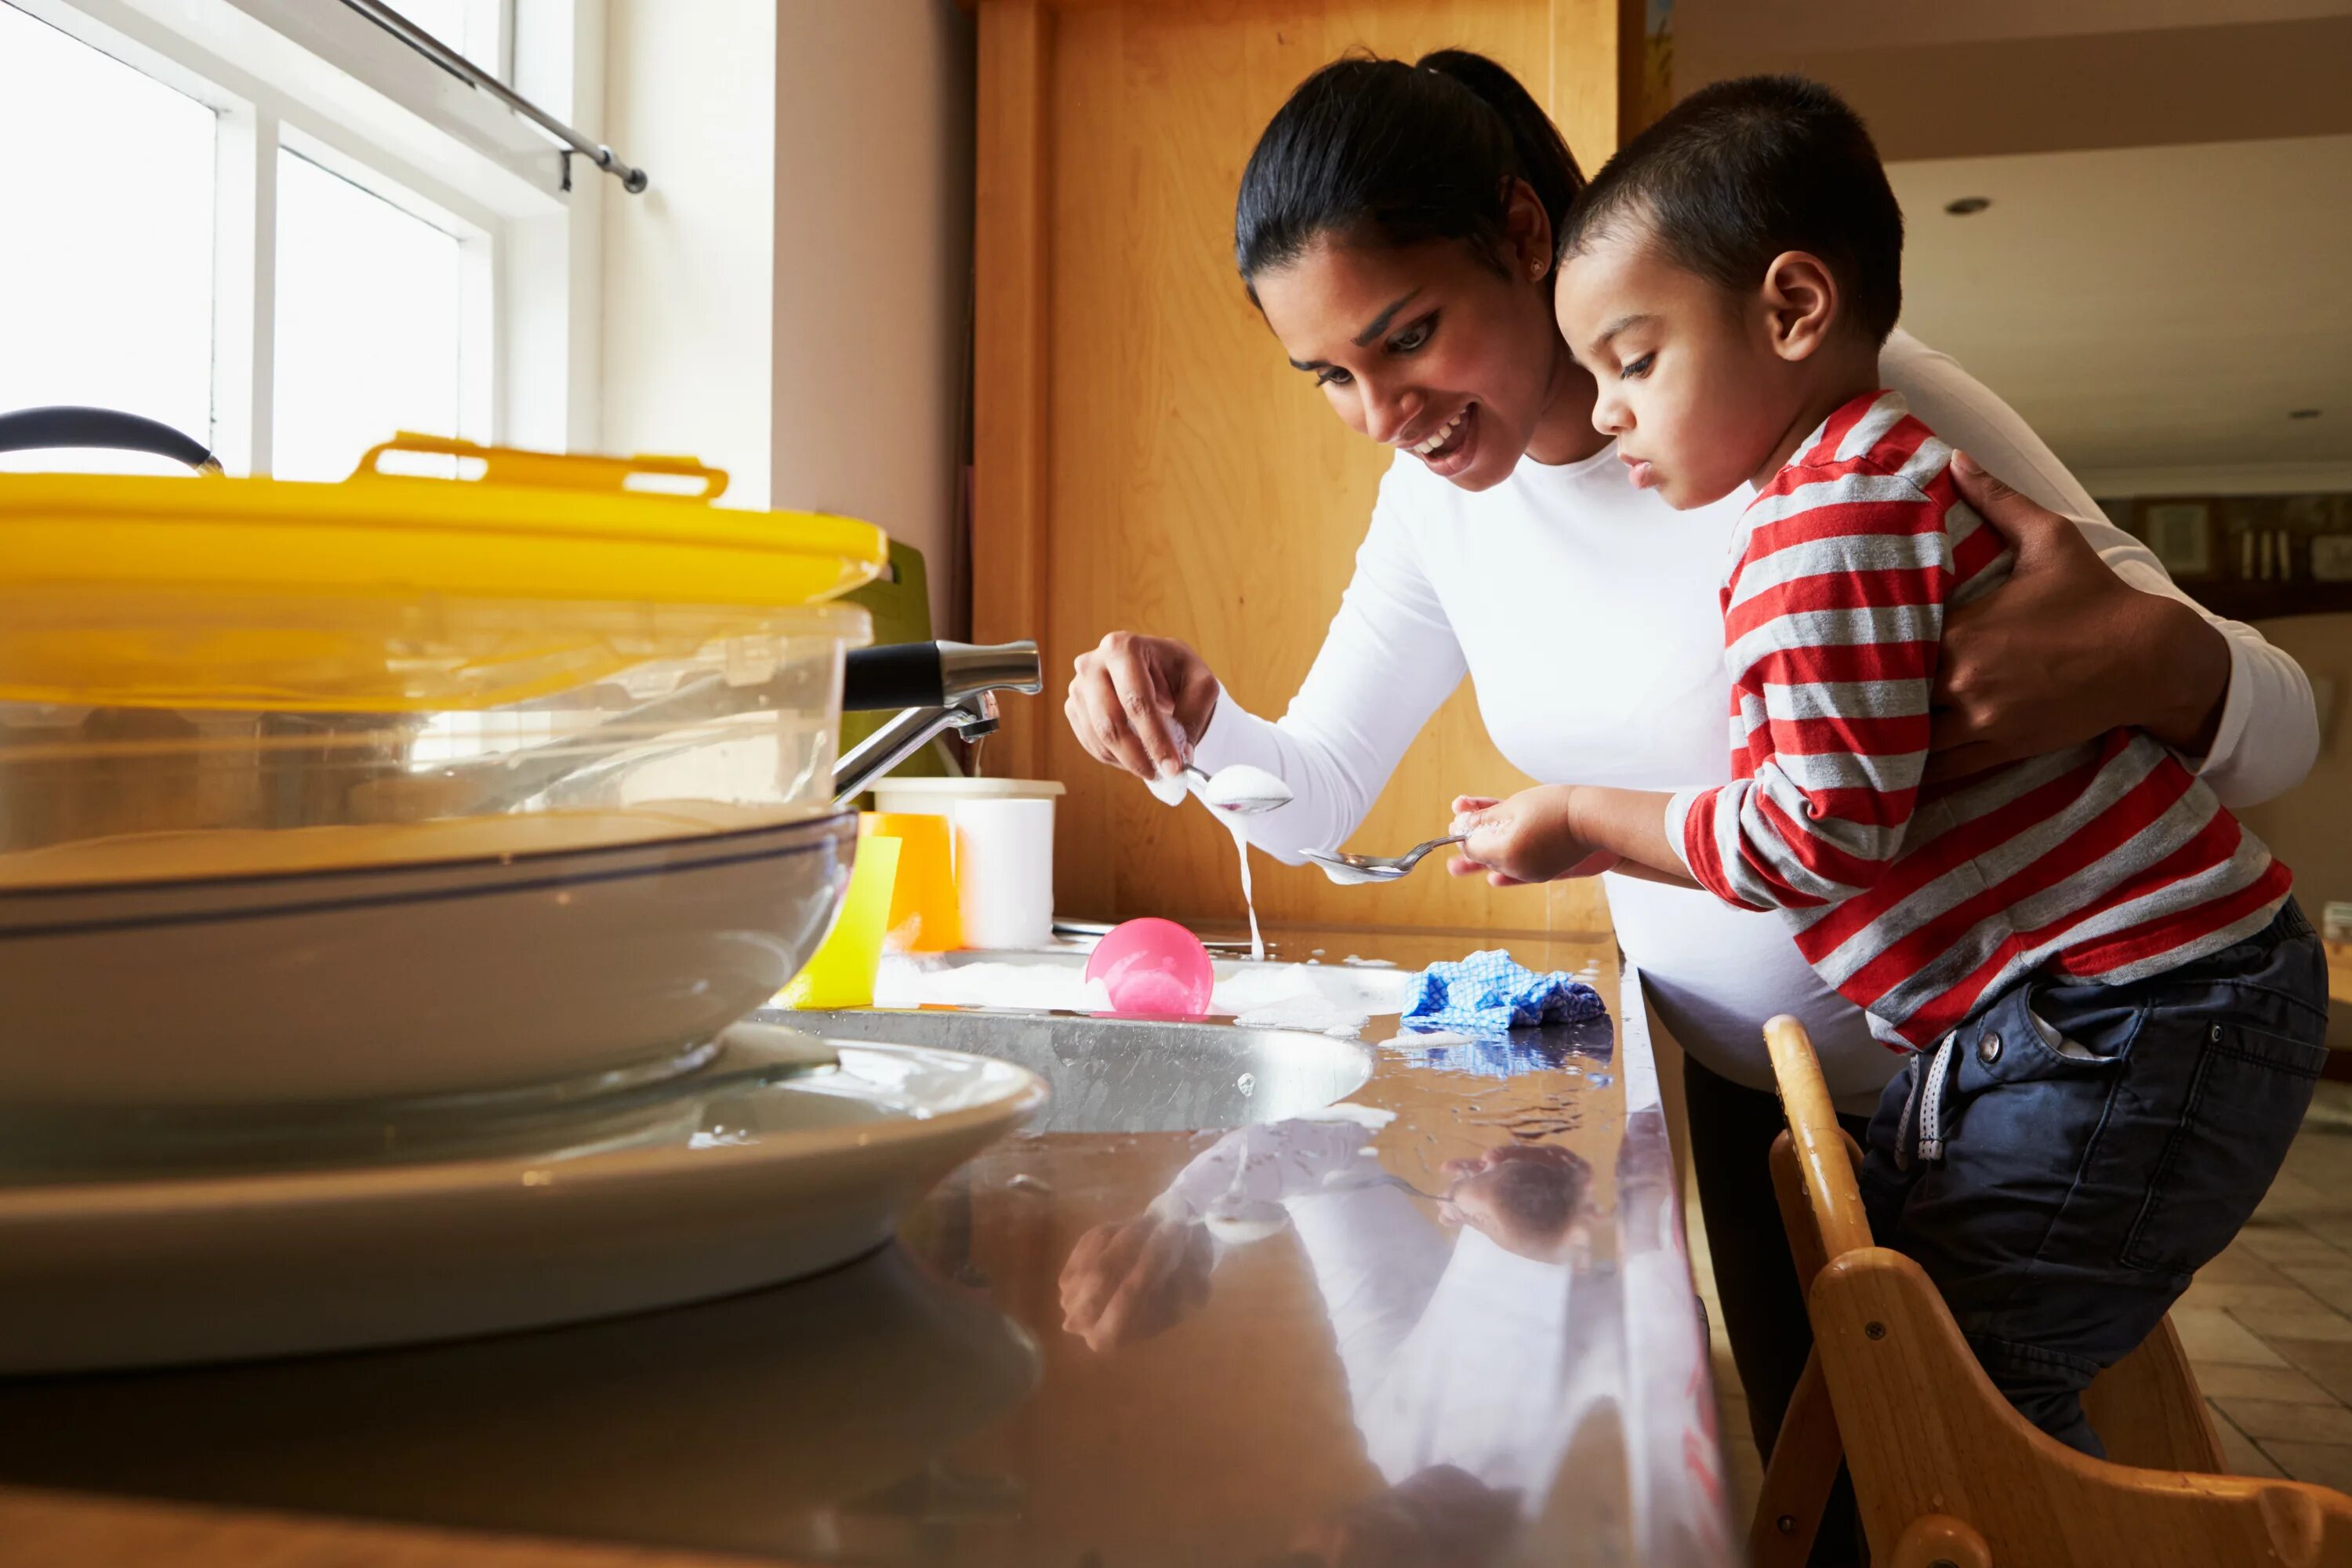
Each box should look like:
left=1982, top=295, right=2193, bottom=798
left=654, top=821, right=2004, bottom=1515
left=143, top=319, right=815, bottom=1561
left=1225, top=811, right=1265, bottom=963
left=1146, top=764, right=1287, bottom=962
left=1203, top=1131, right=1287, bottom=1246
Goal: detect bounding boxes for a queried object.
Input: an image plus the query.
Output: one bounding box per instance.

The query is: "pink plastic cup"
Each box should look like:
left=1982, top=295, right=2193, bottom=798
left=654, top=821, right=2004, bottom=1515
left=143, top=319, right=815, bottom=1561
left=1085, top=917, right=1215, bottom=1018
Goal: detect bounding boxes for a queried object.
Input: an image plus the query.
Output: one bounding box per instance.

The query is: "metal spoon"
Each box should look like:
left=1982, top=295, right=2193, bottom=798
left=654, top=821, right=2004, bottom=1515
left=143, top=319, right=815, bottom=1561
left=1181, top=763, right=1293, bottom=815
left=1303, top=834, right=1467, bottom=886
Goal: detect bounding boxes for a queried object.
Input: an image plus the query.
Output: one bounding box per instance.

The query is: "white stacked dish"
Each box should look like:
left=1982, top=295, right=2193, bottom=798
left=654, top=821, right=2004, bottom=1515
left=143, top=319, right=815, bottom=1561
left=1, top=815, right=857, bottom=1109
left=0, top=1023, right=1047, bottom=1374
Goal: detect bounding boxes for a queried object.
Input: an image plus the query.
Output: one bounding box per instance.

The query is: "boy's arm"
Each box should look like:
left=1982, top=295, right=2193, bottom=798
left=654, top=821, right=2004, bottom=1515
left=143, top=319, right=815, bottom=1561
left=1675, top=472, right=1966, bottom=913
left=1449, top=784, right=1700, bottom=889
left=1564, top=787, right=1703, bottom=889
left=1451, top=464, right=1972, bottom=904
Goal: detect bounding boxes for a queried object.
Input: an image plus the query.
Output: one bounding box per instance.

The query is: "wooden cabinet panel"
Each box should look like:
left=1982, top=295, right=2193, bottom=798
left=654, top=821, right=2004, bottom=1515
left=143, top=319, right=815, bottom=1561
left=976, top=0, right=1650, bottom=935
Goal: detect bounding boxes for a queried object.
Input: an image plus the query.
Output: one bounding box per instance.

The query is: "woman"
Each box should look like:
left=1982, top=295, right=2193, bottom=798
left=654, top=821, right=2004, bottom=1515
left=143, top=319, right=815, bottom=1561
left=1062, top=45, right=2317, bottom=1524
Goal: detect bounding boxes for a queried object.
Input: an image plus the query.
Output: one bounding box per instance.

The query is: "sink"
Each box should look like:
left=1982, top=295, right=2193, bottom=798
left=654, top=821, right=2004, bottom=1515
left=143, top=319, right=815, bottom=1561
left=759, top=1008, right=1375, bottom=1134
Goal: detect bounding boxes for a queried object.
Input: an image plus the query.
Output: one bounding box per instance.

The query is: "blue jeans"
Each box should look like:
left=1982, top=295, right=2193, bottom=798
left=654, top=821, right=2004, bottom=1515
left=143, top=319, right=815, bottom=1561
left=1859, top=900, right=2330, bottom=1456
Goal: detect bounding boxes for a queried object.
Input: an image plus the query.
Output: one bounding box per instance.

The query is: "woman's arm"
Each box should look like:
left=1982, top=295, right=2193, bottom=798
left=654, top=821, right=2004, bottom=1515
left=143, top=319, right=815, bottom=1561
left=1929, top=454, right=2282, bottom=785
left=1882, top=332, right=2318, bottom=805
left=1069, top=462, right=1472, bottom=865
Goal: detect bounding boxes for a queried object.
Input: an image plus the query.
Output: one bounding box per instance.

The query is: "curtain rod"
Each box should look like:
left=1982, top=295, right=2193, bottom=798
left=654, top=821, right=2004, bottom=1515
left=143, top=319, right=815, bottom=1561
left=339, top=0, right=648, bottom=193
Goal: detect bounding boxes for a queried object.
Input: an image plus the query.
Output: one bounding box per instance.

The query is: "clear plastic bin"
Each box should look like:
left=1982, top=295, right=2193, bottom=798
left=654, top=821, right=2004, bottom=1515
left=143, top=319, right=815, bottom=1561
left=0, top=604, right=866, bottom=886
left=0, top=435, right=882, bottom=885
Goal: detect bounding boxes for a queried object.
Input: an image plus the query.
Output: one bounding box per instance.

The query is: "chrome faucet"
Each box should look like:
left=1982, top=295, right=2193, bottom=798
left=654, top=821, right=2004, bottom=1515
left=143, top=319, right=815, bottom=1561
left=831, top=640, right=1043, bottom=804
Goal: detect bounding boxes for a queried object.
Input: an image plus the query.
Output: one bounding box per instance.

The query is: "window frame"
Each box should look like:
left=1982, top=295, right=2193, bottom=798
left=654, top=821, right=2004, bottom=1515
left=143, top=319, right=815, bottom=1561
left=8, top=0, right=598, bottom=474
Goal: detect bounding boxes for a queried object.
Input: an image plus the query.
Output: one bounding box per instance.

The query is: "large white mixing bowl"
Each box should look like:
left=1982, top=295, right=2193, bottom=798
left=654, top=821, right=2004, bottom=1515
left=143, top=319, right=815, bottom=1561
left=0, top=813, right=856, bottom=1109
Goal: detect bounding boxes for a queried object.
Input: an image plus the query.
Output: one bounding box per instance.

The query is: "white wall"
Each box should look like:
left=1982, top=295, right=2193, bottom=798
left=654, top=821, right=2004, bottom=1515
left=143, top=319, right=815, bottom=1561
left=600, top=0, right=778, bottom=510
left=2235, top=613, right=2352, bottom=920
left=770, top=0, right=975, bottom=635
left=1678, top=0, right=2350, bottom=60
left=597, top=0, right=978, bottom=633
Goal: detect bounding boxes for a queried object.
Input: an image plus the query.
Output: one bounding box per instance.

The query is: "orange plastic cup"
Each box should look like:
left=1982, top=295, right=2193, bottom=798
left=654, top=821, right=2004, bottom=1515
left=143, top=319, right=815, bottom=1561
left=862, top=811, right=961, bottom=952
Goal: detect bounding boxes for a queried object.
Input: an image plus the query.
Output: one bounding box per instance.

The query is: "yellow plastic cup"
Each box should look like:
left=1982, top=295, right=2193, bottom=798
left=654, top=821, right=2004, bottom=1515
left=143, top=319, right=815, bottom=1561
left=863, top=811, right=962, bottom=952
left=777, top=834, right=901, bottom=1009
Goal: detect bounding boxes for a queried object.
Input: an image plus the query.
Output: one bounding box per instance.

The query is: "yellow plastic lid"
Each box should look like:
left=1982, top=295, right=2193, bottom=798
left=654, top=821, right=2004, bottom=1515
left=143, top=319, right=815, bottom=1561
left=0, top=435, right=887, bottom=712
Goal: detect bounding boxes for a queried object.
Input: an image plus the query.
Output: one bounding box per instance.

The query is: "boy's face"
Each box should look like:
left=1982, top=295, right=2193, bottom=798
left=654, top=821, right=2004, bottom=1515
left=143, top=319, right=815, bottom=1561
left=1439, top=1143, right=1591, bottom=1262
left=1555, top=223, right=1795, bottom=510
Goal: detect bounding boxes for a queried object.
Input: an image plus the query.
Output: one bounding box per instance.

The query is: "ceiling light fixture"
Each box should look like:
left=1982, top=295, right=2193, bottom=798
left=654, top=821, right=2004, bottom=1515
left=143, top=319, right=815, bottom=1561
left=1944, top=196, right=1992, bottom=216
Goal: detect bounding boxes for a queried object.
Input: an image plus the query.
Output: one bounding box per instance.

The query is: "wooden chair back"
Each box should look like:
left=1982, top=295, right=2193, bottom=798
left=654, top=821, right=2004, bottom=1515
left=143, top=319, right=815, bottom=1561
left=1749, top=1013, right=2352, bottom=1568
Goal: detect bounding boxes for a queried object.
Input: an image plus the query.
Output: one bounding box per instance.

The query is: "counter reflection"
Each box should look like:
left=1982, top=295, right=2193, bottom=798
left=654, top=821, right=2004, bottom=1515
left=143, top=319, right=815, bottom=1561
left=1059, top=1115, right=1617, bottom=1566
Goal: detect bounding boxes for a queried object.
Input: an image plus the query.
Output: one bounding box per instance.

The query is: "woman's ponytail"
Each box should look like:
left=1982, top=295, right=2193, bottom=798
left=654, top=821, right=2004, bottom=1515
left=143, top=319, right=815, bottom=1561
left=1414, top=49, right=1584, bottom=248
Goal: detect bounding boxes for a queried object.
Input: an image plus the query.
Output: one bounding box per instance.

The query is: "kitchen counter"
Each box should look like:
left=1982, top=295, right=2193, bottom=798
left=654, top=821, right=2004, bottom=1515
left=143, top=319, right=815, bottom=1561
left=0, top=928, right=1734, bottom=1567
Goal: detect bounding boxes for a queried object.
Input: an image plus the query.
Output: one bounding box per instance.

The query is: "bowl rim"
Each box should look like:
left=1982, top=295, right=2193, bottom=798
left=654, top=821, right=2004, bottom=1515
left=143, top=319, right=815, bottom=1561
left=0, top=809, right=858, bottom=912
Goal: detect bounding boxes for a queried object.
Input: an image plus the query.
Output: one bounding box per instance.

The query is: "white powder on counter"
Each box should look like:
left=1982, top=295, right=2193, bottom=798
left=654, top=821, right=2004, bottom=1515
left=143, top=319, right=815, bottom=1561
left=871, top=956, right=1112, bottom=1014
left=867, top=949, right=1416, bottom=1025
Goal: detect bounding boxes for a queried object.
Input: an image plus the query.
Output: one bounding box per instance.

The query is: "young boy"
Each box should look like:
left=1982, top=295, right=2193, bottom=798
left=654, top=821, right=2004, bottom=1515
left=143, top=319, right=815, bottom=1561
left=1453, top=74, right=2330, bottom=1454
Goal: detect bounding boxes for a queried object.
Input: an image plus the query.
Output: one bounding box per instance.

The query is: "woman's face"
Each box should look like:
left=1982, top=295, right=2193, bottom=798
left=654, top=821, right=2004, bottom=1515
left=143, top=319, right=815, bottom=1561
left=1250, top=201, right=1598, bottom=490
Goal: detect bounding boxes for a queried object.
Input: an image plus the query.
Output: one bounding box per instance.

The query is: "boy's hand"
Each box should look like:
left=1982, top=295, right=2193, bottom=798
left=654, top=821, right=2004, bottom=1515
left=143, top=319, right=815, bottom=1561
left=1445, top=789, right=1621, bottom=887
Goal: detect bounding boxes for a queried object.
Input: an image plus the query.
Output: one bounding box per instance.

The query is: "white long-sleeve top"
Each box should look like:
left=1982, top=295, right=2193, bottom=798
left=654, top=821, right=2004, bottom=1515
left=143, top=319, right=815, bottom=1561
left=1154, top=1121, right=1595, bottom=1506
left=1189, top=330, right=2319, bottom=1109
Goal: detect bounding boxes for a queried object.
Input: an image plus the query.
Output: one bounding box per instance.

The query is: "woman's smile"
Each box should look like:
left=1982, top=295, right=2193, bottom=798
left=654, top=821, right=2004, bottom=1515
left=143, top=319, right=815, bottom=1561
left=1404, top=405, right=1467, bottom=456
left=1410, top=403, right=1480, bottom=477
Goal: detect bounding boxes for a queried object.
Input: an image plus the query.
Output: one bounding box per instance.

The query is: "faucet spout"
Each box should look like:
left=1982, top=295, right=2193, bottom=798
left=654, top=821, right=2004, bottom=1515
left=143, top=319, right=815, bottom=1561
left=831, top=642, right=1039, bottom=804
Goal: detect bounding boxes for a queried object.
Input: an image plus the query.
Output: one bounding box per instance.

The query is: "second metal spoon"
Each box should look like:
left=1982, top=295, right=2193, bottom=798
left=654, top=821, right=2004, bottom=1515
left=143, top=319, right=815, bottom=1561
left=1302, top=834, right=1468, bottom=886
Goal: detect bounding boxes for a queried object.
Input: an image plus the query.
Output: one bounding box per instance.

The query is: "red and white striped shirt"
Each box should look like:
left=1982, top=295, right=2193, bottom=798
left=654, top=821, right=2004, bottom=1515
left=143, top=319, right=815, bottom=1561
left=1667, top=390, right=2292, bottom=1051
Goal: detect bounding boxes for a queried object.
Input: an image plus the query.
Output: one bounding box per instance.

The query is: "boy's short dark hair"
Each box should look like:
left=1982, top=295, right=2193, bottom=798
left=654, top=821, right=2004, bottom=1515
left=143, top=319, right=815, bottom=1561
left=1562, top=74, right=1904, bottom=344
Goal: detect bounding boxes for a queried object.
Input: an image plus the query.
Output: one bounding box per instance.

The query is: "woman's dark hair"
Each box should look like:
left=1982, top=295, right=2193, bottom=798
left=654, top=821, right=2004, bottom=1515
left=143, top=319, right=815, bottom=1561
left=1234, top=49, right=1584, bottom=292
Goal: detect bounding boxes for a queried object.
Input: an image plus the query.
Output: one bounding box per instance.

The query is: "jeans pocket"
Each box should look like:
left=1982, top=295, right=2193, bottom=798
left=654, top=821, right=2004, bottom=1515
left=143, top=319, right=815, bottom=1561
left=1897, top=989, right=2138, bottom=1275
left=1947, top=992, right=2136, bottom=1105
left=2120, top=1019, right=2327, bottom=1276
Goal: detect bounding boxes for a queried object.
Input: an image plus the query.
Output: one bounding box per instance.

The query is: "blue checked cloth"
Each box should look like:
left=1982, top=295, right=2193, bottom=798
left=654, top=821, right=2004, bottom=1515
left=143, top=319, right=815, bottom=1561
left=1394, top=1017, right=1614, bottom=1080
left=1403, top=950, right=1608, bottom=1035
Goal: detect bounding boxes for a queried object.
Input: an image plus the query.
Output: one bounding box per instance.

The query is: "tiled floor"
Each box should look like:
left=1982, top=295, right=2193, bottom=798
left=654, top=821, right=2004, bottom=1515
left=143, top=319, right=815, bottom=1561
left=1696, top=1080, right=2352, bottom=1526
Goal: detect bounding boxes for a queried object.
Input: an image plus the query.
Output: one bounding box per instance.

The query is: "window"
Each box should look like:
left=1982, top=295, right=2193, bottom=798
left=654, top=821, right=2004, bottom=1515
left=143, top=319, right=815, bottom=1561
left=382, top=0, right=506, bottom=75
left=0, top=3, right=215, bottom=472
left=273, top=149, right=465, bottom=481
left=1, top=0, right=593, bottom=477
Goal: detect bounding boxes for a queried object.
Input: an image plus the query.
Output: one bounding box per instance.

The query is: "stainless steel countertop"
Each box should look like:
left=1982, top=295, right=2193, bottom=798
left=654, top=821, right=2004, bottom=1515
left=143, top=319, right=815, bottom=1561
left=0, top=929, right=1735, bottom=1567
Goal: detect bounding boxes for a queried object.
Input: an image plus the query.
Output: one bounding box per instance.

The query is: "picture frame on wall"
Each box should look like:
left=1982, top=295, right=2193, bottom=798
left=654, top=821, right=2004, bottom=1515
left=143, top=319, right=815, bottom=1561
left=2143, top=501, right=2214, bottom=578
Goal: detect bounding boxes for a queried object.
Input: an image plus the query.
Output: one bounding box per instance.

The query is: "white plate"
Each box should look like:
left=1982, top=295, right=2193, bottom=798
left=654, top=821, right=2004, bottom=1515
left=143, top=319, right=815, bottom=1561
left=0, top=813, right=856, bottom=1107
left=0, top=1029, right=1047, bottom=1374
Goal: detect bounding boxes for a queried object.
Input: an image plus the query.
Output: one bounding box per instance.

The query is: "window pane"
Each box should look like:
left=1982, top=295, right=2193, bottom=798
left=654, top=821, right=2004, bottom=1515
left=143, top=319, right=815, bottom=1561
left=272, top=150, right=463, bottom=481
left=0, top=4, right=215, bottom=474
left=384, top=0, right=503, bottom=74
